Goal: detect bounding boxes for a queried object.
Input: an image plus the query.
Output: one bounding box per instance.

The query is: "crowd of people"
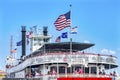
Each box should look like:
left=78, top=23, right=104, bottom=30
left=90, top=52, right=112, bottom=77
left=26, top=68, right=58, bottom=78
left=99, top=69, right=117, bottom=77
left=110, top=71, right=117, bottom=77
left=26, top=67, right=117, bottom=78
left=73, top=68, right=83, bottom=74
left=99, top=69, right=105, bottom=75
left=47, top=68, right=57, bottom=75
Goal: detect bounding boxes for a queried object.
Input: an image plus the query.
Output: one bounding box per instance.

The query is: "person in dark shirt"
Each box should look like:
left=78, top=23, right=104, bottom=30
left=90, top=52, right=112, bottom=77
left=99, top=70, right=102, bottom=75
left=102, top=69, right=105, bottom=75
left=113, top=71, right=117, bottom=77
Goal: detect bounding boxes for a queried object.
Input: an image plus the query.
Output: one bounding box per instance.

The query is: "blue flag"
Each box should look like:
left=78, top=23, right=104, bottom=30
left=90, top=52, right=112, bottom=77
left=16, top=41, right=22, bottom=46
left=61, top=32, right=68, bottom=38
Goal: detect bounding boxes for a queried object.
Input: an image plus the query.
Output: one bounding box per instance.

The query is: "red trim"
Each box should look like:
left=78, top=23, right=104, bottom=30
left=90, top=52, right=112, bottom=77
left=57, top=77, right=112, bottom=80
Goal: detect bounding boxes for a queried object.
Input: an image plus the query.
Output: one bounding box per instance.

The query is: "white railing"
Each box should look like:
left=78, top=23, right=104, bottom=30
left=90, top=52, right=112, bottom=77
left=26, top=73, right=114, bottom=80
left=8, top=52, right=118, bottom=73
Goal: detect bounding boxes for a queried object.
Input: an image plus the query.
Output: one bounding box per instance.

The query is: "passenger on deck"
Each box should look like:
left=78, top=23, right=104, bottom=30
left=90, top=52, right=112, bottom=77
left=48, top=71, right=51, bottom=75
left=52, top=68, right=57, bottom=75
left=113, top=71, right=117, bottom=77
left=26, top=72, right=31, bottom=78
left=110, top=72, right=112, bottom=76
left=78, top=68, right=83, bottom=74
left=112, top=71, right=117, bottom=80
left=31, top=69, right=35, bottom=77
left=99, top=70, right=102, bottom=75
left=35, top=70, right=40, bottom=78
left=39, top=71, right=43, bottom=76
left=102, top=69, right=105, bottom=75
left=73, top=69, right=78, bottom=74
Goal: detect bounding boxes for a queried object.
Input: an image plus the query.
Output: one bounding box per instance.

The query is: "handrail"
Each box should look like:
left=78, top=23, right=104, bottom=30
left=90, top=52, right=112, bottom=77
left=27, top=73, right=115, bottom=78
left=7, top=52, right=118, bottom=73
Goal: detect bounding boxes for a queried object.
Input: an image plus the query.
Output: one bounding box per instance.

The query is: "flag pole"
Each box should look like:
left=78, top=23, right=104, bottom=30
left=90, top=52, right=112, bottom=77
left=69, top=4, right=73, bottom=74
left=70, top=4, right=72, bottom=54
left=10, top=35, right=13, bottom=55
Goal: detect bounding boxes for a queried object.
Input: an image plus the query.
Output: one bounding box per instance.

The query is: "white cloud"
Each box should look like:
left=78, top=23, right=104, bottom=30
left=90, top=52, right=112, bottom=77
left=101, top=49, right=108, bottom=54
left=109, top=50, right=115, bottom=54
left=83, top=40, right=90, bottom=43
left=101, top=48, right=116, bottom=54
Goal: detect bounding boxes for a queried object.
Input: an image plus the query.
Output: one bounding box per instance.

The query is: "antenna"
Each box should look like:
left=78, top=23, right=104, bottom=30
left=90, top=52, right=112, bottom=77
left=33, top=25, right=37, bottom=34
left=10, top=36, right=13, bottom=54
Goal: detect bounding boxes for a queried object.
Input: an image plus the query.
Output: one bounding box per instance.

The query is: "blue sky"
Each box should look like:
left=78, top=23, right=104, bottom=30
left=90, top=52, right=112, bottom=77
left=0, top=0, right=120, bottom=75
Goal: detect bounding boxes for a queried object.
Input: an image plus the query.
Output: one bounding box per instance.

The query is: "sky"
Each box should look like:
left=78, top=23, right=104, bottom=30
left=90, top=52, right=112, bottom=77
left=0, top=0, right=120, bottom=75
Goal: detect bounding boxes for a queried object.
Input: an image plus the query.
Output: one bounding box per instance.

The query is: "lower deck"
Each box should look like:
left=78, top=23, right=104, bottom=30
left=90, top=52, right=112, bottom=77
left=6, top=52, right=118, bottom=79
left=8, top=63, right=117, bottom=79
left=3, top=75, right=115, bottom=80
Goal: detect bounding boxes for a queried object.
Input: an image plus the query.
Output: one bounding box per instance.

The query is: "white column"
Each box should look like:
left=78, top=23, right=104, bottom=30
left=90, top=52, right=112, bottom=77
left=65, top=66, right=67, bottom=77
left=43, top=64, right=46, bottom=75
left=57, top=59, right=59, bottom=78
left=89, top=66, right=91, bottom=77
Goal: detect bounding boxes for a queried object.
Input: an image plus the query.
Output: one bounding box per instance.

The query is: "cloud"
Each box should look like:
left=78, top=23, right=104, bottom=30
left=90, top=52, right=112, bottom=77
left=101, top=48, right=116, bottom=54
left=101, top=49, right=108, bottom=53
left=109, top=50, right=115, bottom=54
left=83, top=40, right=90, bottom=43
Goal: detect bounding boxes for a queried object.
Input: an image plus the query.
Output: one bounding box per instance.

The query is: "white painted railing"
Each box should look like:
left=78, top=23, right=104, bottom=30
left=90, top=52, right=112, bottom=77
left=8, top=52, right=118, bottom=73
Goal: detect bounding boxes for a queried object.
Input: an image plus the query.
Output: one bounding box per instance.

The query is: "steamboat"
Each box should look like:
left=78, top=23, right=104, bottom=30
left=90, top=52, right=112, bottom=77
left=5, top=26, right=118, bottom=80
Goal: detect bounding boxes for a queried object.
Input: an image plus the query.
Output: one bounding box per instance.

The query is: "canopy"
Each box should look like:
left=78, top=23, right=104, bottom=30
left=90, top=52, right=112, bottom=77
left=39, top=42, right=94, bottom=51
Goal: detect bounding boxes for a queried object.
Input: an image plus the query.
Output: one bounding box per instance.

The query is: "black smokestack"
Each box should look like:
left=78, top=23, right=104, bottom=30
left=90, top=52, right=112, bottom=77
left=43, top=26, right=48, bottom=36
left=43, top=26, right=48, bottom=42
left=21, top=26, right=26, bottom=59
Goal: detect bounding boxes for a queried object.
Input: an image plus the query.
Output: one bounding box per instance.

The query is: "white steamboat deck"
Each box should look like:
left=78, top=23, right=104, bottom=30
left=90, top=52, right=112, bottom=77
left=9, top=52, right=118, bottom=71
left=7, top=52, right=118, bottom=78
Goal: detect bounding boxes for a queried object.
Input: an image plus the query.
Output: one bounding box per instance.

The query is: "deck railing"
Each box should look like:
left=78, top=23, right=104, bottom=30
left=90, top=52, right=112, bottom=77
left=26, top=73, right=116, bottom=80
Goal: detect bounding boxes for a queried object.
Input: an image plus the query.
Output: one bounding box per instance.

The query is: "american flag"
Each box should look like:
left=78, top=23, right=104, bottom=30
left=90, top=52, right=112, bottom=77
left=54, top=11, right=71, bottom=31
left=26, top=31, right=33, bottom=38
left=55, top=36, right=61, bottom=42
left=11, top=48, right=17, bottom=53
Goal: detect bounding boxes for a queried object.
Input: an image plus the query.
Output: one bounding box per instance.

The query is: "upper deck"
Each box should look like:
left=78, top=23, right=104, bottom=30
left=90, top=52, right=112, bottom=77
left=39, top=42, right=94, bottom=51
left=8, top=51, right=118, bottom=73
left=27, top=42, right=94, bottom=57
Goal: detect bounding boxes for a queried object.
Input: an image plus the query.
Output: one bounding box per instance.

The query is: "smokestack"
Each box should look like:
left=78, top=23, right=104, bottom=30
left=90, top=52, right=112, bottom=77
left=43, top=27, right=48, bottom=42
left=43, top=27, right=48, bottom=36
left=21, top=26, right=26, bottom=60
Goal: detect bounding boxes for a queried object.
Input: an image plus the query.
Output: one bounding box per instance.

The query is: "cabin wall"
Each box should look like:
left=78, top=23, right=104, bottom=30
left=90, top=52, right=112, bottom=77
left=39, top=65, right=50, bottom=75
left=15, top=70, right=25, bottom=78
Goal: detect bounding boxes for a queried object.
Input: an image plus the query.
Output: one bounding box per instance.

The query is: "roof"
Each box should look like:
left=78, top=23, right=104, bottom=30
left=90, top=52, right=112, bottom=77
left=39, top=42, right=94, bottom=51
left=26, top=42, right=94, bottom=58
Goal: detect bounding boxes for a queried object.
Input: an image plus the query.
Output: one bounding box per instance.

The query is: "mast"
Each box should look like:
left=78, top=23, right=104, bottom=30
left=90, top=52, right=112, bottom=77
left=10, top=36, right=13, bottom=55
left=70, top=4, right=72, bottom=54
left=69, top=4, right=72, bottom=74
